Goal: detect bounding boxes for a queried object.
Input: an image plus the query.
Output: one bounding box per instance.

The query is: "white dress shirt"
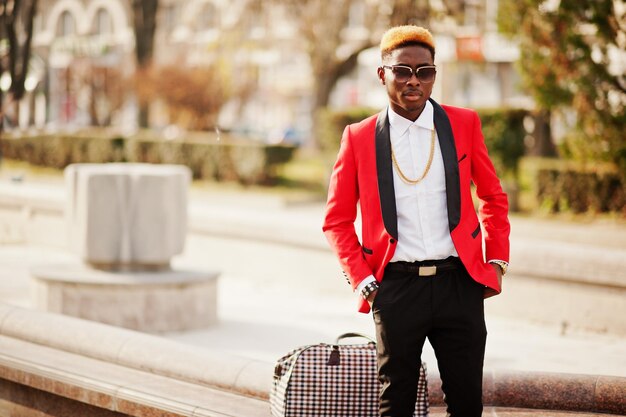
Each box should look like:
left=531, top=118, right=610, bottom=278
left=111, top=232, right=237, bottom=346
left=387, top=102, right=457, bottom=262
left=356, top=102, right=457, bottom=294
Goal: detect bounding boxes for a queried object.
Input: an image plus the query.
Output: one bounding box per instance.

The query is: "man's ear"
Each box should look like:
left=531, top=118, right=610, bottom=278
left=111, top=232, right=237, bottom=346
left=377, top=67, right=386, bottom=85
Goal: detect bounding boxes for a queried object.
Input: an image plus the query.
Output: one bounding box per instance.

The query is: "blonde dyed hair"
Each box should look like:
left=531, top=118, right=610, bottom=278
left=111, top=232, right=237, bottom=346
left=380, top=25, right=435, bottom=60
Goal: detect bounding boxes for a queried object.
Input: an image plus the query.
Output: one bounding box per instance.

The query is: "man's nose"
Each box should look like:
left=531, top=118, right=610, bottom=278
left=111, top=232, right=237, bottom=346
left=407, top=71, right=420, bottom=85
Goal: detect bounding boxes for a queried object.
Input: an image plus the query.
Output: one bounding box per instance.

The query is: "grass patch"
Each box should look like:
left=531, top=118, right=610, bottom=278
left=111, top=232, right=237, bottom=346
left=272, top=149, right=329, bottom=194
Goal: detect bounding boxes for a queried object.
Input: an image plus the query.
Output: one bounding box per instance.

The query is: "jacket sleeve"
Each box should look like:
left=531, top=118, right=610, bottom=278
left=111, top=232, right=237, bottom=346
left=470, top=111, right=511, bottom=263
left=322, top=125, right=374, bottom=290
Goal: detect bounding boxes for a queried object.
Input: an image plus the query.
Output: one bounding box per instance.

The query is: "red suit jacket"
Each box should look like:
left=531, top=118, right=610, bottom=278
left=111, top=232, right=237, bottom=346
left=323, top=99, right=510, bottom=313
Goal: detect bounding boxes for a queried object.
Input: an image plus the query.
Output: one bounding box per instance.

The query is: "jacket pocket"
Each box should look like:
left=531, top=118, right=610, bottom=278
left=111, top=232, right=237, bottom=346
left=471, top=223, right=481, bottom=239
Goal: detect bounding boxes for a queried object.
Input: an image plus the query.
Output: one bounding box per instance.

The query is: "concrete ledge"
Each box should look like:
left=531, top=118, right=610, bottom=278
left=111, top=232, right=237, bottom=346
left=428, top=407, right=619, bottom=416
left=428, top=371, right=626, bottom=414
left=1, top=303, right=625, bottom=415
left=0, top=335, right=269, bottom=416
left=0, top=303, right=272, bottom=399
left=0, top=182, right=65, bottom=247
left=510, top=238, right=626, bottom=289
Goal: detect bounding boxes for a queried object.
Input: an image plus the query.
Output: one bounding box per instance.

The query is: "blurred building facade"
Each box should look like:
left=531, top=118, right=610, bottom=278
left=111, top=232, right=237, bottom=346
left=30, top=0, right=135, bottom=129
left=334, top=0, right=527, bottom=112
left=14, top=0, right=525, bottom=143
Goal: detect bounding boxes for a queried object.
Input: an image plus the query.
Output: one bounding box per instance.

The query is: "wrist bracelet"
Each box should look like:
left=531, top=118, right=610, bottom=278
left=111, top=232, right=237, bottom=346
left=490, top=260, right=508, bottom=276
left=361, top=282, right=379, bottom=300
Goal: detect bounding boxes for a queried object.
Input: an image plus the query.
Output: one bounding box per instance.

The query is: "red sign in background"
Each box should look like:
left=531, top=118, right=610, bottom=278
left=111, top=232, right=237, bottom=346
left=456, top=36, right=484, bottom=61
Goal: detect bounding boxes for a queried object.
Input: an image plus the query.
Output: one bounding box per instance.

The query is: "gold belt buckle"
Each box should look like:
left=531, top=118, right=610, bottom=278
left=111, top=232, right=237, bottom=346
left=418, top=266, right=437, bottom=276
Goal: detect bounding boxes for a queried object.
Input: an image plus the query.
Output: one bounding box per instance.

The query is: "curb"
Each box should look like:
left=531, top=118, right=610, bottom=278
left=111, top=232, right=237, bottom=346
left=0, top=303, right=272, bottom=399
left=1, top=303, right=624, bottom=414
left=428, top=370, right=626, bottom=414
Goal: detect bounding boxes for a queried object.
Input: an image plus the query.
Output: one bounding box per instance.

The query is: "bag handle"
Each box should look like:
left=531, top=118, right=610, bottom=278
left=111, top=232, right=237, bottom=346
left=327, top=333, right=376, bottom=366
left=335, top=332, right=376, bottom=344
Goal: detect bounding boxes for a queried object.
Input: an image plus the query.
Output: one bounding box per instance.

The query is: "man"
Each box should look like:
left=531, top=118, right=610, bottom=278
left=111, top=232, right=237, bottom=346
left=322, top=25, right=510, bottom=417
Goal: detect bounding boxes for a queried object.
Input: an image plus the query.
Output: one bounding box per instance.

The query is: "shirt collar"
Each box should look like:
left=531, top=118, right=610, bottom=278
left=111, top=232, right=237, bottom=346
left=388, top=101, right=435, bottom=136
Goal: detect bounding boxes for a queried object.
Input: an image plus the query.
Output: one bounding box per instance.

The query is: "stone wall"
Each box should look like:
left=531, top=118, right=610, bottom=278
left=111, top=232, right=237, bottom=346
left=0, top=304, right=624, bottom=415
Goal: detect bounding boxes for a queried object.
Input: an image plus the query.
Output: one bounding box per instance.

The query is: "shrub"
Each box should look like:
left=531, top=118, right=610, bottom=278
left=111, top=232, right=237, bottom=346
left=522, top=157, right=625, bottom=216
left=0, top=129, right=295, bottom=185
left=317, top=106, right=377, bottom=154
left=476, top=108, right=529, bottom=181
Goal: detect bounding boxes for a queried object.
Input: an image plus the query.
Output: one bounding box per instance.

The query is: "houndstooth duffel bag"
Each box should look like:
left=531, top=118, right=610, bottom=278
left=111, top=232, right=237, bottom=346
left=270, top=332, right=429, bottom=417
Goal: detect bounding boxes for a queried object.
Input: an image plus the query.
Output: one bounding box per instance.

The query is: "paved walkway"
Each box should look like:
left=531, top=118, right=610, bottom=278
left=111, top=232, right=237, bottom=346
left=0, top=171, right=625, bottom=385
left=176, top=188, right=626, bottom=378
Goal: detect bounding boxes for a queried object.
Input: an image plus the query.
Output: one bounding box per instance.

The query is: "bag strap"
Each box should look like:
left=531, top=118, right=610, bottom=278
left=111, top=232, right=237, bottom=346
left=335, top=332, right=376, bottom=344
left=327, top=333, right=376, bottom=366
left=274, top=345, right=315, bottom=380
left=275, top=333, right=377, bottom=375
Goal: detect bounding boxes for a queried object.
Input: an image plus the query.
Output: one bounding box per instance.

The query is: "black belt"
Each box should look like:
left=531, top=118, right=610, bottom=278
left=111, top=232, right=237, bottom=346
left=385, top=256, right=462, bottom=277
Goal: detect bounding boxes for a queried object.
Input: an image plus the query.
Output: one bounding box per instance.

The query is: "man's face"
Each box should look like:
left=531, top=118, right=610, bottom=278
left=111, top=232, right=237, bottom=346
left=377, top=45, right=435, bottom=121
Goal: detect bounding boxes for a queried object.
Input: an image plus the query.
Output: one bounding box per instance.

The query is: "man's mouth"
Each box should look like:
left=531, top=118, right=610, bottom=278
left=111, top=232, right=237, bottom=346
left=403, top=90, right=422, bottom=100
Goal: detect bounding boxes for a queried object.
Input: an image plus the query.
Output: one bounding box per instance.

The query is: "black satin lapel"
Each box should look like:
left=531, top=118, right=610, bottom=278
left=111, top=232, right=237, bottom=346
left=430, top=99, right=461, bottom=232
left=375, top=109, right=398, bottom=240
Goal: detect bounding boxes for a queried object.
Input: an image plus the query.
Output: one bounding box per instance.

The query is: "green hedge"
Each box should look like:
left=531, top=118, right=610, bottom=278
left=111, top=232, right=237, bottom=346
left=317, top=107, right=377, bottom=154
left=521, top=157, right=625, bottom=215
left=476, top=108, right=528, bottom=180
left=317, top=106, right=624, bottom=215
left=0, top=129, right=295, bottom=185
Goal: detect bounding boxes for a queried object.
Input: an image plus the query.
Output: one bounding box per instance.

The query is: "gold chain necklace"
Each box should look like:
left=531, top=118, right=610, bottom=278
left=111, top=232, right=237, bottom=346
left=390, top=128, right=436, bottom=185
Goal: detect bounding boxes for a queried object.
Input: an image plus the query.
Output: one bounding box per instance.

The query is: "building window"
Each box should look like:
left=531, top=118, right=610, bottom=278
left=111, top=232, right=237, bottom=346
left=94, top=8, right=112, bottom=35
left=57, top=10, right=76, bottom=37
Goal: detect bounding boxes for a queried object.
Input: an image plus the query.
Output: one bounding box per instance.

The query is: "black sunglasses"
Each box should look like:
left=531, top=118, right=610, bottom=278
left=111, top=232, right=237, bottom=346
left=382, top=65, right=437, bottom=83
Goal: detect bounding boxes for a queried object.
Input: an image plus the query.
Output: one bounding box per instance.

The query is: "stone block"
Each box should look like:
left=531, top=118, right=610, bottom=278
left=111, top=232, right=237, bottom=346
left=65, top=163, right=190, bottom=268
left=31, top=263, right=218, bottom=333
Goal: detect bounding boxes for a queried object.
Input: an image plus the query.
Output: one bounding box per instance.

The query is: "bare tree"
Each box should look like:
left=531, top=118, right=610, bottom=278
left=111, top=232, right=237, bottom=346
left=0, top=0, right=38, bottom=131
left=136, top=63, right=231, bottom=131
left=131, top=0, right=159, bottom=128
left=73, top=61, right=128, bottom=127
left=269, top=0, right=465, bottom=145
left=133, top=0, right=266, bottom=132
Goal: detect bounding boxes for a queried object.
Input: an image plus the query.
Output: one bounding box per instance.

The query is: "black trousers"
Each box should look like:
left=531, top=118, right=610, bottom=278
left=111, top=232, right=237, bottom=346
left=372, top=261, right=487, bottom=417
